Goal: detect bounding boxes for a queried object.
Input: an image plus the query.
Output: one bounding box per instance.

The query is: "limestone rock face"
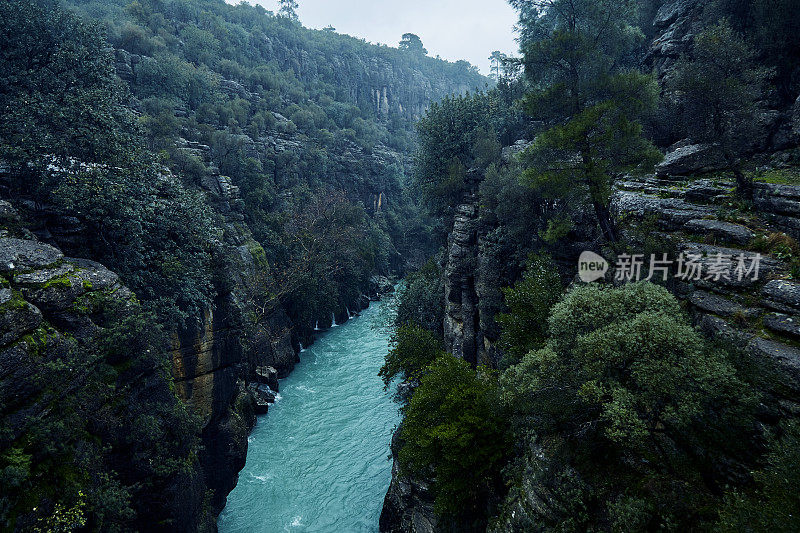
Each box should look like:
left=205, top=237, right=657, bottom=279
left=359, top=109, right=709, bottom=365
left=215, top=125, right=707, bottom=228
left=0, top=231, right=215, bottom=528
left=612, top=175, right=800, bottom=408
left=655, top=143, right=726, bottom=177
left=647, top=0, right=708, bottom=74
left=379, top=431, right=438, bottom=533
left=762, top=280, right=800, bottom=313
left=0, top=237, right=63, bottom=272
left=684, top=219, right=755, bottom=245
left=443, top=200, right=480, bottom=364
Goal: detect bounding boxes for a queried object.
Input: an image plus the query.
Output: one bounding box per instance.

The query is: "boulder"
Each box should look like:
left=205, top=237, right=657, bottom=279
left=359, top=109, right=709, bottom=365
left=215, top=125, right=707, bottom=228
left=764, top=313, right=800, bottom=338
left=248, top=384, right=274, bottom=415
left=678, top=242, right=781, bottom=291
left=684, top=179, right=732, bottom=203
left=255, top=365, right=279, bottom=392
left=689, top=290, right=757, bottom=318
left=762, top=280, right=800, bottom=313
left=753, top=182, right=800, bottom=217
left=748, top=337, right=800, bottom=389
left=684, top=219, right=755, bottom=245
left=0, top=238, right=63, bottom=273
left=0, top=300, right=42, bottom=346
left=613, top=190, right=716, bottom=230
left=655, top=143, right=726, bottom=177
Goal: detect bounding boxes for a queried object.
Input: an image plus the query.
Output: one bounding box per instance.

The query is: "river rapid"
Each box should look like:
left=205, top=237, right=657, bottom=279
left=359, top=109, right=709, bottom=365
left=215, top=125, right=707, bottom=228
left=218, top=300, right=400, bottom=532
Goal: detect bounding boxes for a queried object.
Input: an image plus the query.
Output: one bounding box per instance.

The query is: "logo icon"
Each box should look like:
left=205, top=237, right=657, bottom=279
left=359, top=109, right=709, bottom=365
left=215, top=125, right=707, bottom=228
left=578, top=251, right=608, bottom=283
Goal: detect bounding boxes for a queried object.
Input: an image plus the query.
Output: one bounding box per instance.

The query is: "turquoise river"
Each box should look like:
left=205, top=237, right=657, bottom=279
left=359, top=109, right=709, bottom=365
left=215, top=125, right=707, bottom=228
left=218, top=300, right=400, bottom=532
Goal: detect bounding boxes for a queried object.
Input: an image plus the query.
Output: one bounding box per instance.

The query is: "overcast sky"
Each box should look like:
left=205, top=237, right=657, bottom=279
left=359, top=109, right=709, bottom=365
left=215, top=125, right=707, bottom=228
left=240, top=0, right=520, bottom=74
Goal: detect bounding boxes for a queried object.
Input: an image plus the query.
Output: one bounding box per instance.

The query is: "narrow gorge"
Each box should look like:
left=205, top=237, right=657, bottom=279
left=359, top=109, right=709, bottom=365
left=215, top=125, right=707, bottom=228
left=219, top=299, right=399, bottom=532
left=3, top=0, right=800, bottom=531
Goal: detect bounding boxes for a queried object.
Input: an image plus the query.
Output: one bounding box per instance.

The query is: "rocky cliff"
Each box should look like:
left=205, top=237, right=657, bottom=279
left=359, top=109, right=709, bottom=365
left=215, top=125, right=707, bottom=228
left=0, top=157, right=300, bottom=529
left=0, top=202, right=212, bottom=531
left=647, top=0, right=799, bottom=159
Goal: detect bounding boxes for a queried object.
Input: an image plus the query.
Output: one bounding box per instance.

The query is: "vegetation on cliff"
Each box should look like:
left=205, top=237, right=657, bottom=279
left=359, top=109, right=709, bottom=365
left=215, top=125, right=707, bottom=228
left=385, top=0, right=800, bottom=531
left=0, top=0, right=487, bottom=529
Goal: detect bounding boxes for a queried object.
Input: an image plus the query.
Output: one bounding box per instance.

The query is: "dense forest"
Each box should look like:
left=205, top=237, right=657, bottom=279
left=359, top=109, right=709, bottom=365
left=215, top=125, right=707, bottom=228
left=381, top=0, right=800, bottom=532
left=3, top=0, right=800, bottom=531
left=0, top=0, right=485, bottom=530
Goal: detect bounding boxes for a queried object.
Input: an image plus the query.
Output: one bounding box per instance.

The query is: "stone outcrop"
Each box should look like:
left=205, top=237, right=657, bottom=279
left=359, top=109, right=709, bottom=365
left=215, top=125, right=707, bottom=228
left=612, top=174, right=800, bottom=412
left=443, top=199, right=480, bottom=364
left=380, top=431, right=438, bottom=533
left=0, top=209, right=211, bottom=530
left=646, top=0, right=708, bottom=75
left=655, top=143, right=726, bottom=177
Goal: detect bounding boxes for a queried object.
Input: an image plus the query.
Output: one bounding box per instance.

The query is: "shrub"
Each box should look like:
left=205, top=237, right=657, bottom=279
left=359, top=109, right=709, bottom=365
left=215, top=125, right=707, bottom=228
left=501, top=282, right=759, bottom=530
left=717, top=421, right=800, bottom=533
left=379, top=324, right=445, bottom=388
left=399, top=355, right=511, bottom=521
left=394, top=258, right=444, bottom=335
left=495, top=253, right=562, bottom=368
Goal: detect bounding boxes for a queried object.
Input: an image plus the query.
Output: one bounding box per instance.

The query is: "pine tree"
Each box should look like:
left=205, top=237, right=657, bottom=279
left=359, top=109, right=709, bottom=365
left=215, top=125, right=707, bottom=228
left=669, top=20, right=771, bottom=198
left=279, top=0, right=298, bottom=21
left=511, top=0, right=662, bottom=242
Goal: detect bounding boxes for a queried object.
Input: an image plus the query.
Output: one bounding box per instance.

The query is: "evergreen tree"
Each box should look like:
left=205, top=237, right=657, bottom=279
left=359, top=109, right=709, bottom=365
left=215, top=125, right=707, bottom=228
left=669, top=20, right=771, bottom=198
left=489, top=50, right=505, bottom=81
left=279, top=0, right=299, bottom=21
left=414, top=92, right=500, bottom=215
left=511, top=0, right=662, bottom=242
left=399, top=33, right=427, bottom=55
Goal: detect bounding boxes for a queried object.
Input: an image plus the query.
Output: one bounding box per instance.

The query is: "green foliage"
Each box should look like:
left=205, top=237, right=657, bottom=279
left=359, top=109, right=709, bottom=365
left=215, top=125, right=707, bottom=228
left=0, top=0, right=218, bottom=327
left=705, top=0, right=800, bottom=97
left=496, top=253, right=562, bottom=368
left=0, top=299, right=201, bottom=531
left=749, top=231, right=800, bottom=279
left=52, top=0, right=486, bottom=329
left=513, top=0, right=662, bottom=241
left=0, top=0, right=135, bottom=175
left=717, top=421, right=800, bottom=532
left=399, top=33, right=427, bottom=55
left=414, top=92, right=501, bottom=214
left=379, top=324, right=445, bottom=388
left=501, top=283, right=760, bottom=530
left=399, top=355, right=511, bottom=521
left=279, top=0, right=299, bottom=21
left=394, top=258, right=445, bottom=335
left=669, top=20, right=771, bottom=194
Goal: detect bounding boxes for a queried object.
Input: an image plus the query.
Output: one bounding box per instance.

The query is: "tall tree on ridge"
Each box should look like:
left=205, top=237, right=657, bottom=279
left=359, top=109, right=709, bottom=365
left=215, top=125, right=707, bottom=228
left=279, top=0, right=299, bottom=21
left=510, top=0, right=662, bottom=243
left=489, top=50, right=505, bottom=81
left=399, top=33, right=427, bottom=55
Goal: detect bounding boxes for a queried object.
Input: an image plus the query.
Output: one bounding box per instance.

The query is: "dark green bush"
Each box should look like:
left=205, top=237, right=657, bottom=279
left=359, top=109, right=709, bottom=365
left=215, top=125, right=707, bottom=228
left=399, top=355, right=511, bottom=522
left=379, top=324, right=445, bottom=388
left=501, top=282, right=760, bottom=530
left=496, top=253, right=562, bottom=368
